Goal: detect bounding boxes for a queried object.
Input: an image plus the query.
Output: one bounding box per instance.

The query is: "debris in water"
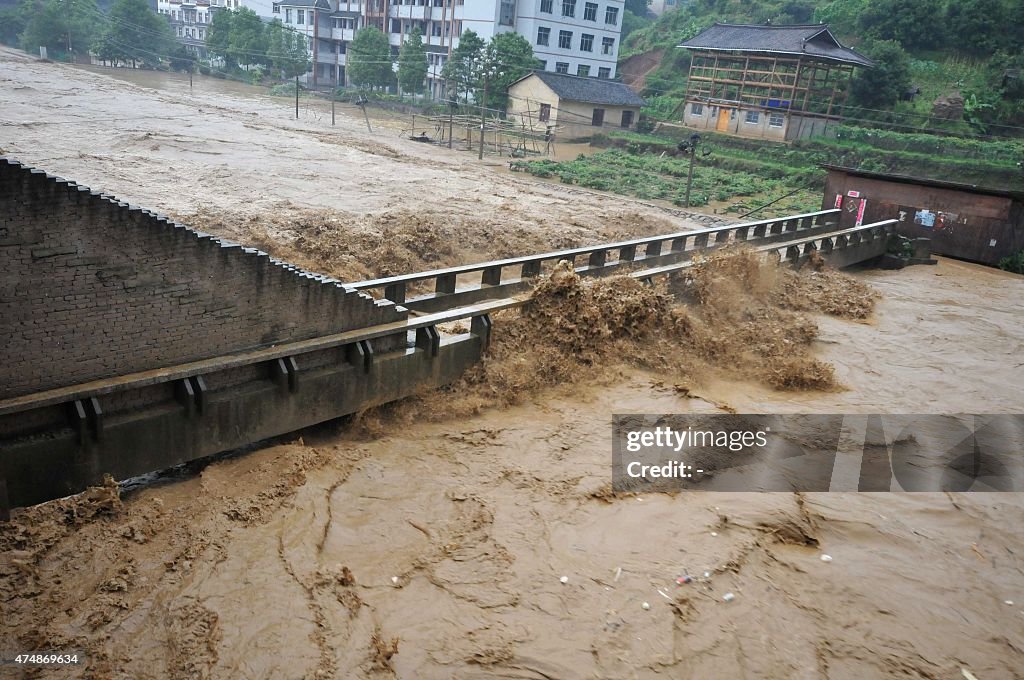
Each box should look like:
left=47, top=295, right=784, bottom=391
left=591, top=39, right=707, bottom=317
left=559, top=575, right=569, bottom=584
left=614, top=567, right=622, bottom=582
left=722, top=592, right=736, bottom=602
left=1004, top=600, right=1014, bottom=606
left=961, top=669, right=979, bottom=680
left=820, top=554, right=833, bottom=562
left=676, top=575, right=693, bottom=585
left=710, top=532, right=718, bottom=537
left=391, top=576, right=400, bottom=586
left=641, top=602, right=651, bottom=610
left=657, top=589, right=671, bottom=600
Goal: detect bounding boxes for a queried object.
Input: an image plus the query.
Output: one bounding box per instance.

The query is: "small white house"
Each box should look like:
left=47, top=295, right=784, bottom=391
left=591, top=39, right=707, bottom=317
left=507, top=70, right=645, bottom=141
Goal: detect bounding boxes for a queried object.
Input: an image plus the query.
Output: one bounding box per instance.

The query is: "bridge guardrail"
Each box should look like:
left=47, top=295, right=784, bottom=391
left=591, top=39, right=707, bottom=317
left=0, top=216, right=893, bottom=420
left=347, top=209, right=841, bottom=313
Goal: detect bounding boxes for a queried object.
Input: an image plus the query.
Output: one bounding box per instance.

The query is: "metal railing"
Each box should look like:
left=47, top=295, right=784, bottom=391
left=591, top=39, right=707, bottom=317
left=347, top=209, right=841, bottom=313
left=0, top=214, right=893, bottom=419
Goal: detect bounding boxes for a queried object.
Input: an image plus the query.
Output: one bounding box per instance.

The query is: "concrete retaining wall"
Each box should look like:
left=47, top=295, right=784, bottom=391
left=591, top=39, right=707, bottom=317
left=0, top=157, right=407, bottom=400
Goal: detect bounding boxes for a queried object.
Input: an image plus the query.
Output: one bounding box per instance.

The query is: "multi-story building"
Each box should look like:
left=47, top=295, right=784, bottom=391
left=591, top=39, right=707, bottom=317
left=269, top=0, right=624, bottom=97
left=157, top=0, right=239, bottom=57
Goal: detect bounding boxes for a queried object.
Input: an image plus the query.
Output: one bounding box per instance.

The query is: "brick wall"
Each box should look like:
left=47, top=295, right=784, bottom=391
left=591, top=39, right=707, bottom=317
left=0, top=157, right=407, bottom=400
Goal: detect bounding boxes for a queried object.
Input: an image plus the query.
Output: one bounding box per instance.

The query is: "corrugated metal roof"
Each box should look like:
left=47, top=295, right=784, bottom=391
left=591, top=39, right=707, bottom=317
left=822, top=164, right=1024, bottom=201
left=679, top=23, right=873, bottom=67
left=511, top=71, right=646, bottom=107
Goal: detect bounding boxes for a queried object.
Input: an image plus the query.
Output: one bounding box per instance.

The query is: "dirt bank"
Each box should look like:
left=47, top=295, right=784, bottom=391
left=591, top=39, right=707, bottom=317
left=2, top=48, right=1024, bottom=679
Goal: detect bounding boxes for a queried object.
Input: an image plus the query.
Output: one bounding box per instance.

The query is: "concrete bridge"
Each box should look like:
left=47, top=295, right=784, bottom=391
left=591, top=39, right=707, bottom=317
left=0, top=157, right=898, bottom=516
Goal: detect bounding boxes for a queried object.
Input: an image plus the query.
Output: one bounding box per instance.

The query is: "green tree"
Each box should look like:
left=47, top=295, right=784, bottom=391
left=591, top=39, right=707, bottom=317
left=206, top=8, right=234, bottom=68
left=228, top=7, right=267, bottom=68
left=619, top=9, right=653, bottom=43
left=0, top=0, right=32, bottom=47
left=397, top=26, right=427, bottom=95
left=94, top=0, right=173, bottom=67
left=813, top=0, right=869, bottom=37
left=624, top=0, right=650, bottom=17
left=944, top=0, right=1009, bottom=57
left=348, top=26, right=393, bottom=90
left=169, top=43, right=194, bottom=72
left=266, top=19, right=309, bottom=79
left=440, top=29, right=485, bottom=102
left=483, top=31, right=541, bottom=110
left=857, top=0, right=944, bottom=50
left=848, top=40, right=911, bottom=109
left=20, top=0, right=101, bottom=59
left=286, top=30, right=311, bottom=79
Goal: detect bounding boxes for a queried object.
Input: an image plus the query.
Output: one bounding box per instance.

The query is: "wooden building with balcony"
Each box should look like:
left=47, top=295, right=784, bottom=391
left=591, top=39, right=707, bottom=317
left=677, top=23, right=872, bottom=141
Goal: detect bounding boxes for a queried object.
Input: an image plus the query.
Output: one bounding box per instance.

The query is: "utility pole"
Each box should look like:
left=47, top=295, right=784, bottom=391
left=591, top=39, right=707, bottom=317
left=356, top=96, right=372, bottom=133
left=295, top=75, right=299, bottom=119
left=446, top=80, right=454, bottom=149
left=331, top=89, right=335, bottom=126
left=681, top=133, right=701, bottom=208
left=478, top=72, right=488, bottom=160
left=65, top=0, right=73, bottom=58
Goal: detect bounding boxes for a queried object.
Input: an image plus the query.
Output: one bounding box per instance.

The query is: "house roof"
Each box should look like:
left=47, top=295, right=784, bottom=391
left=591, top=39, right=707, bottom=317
left=679, top=23, right=873, bottom=67
left=511, top=71, right=646, bottom=107
left=821, top=164, right=1024, bottom=201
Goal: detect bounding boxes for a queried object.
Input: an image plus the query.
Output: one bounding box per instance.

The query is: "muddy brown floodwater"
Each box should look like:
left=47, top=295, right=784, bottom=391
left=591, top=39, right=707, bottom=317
left=2, top=47, right=1024, bottom=680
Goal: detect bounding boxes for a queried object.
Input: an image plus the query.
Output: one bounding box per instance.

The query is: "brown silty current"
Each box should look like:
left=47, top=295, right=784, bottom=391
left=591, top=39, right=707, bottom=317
left=2, top=47, right=1024, bottom=679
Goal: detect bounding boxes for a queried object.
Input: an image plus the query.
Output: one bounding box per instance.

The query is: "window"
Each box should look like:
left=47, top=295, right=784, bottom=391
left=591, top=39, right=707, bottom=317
left=297, top=9, right=304, bottom=24
left=561, top=0, right=575, bottom=17
left=577, top=64, right=590, bottom=76
left=272, top=2, right=279, bottom=12
left=583, top=1, right=597, bottom=20
left=536, top=26, right=550, bottom=46
left=540, top=0, right=553, bottom=12
left=690, top=103, right=703, bottom=116
left=744, top=110, right=760, bottom=124
left=580, top=34, right=593, bottom=52
left=605, top=6, right=618, bottom=24
left=601, top=36, right=614, bottom=54
left=592, top=108, right=604, bottom=126
left=621, top=110, right=634, bottom=128
left=285, top=8, right=292, bottom=22
left=598, top=67, right=610, bottom=78
left=539, top=103, right=551, bottom=122
left=538, top=60, right=546, bottom=69
left=555, top=62, right=569, bottom=73
left=558, top=30, right=572, bottom=49
left=769, top=112, right=785, bottom=127
left=499, top=0, right=515, bottom=25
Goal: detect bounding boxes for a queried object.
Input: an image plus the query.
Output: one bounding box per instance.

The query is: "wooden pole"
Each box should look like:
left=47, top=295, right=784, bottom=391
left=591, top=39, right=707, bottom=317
left=295, top=75, right=299, bottom=119
left=332, top=90, right=335, bottom=126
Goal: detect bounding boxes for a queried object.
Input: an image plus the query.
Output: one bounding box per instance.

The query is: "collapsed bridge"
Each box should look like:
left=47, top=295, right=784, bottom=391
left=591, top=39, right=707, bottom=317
left=0, top=157, right=900, bottom=515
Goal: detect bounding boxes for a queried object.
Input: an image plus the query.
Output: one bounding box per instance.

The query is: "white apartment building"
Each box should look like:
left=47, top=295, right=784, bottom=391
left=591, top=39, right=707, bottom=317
left=268, top=0, right=624, bottom=97
left=156, top=0, right=240, bottom=57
